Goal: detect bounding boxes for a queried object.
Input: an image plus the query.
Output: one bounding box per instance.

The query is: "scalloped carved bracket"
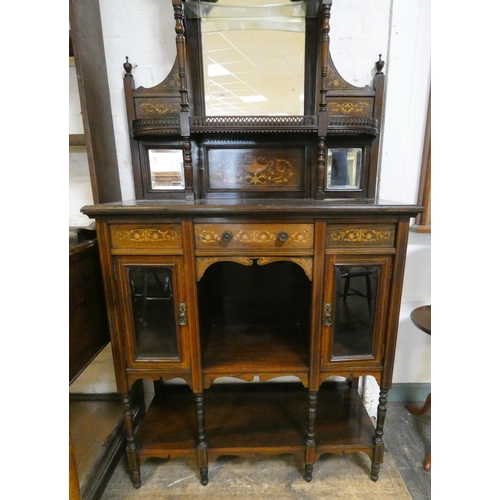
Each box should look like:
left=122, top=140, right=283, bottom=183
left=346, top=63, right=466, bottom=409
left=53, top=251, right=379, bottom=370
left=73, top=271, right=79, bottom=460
left=196, top=256, right=313, bottom=281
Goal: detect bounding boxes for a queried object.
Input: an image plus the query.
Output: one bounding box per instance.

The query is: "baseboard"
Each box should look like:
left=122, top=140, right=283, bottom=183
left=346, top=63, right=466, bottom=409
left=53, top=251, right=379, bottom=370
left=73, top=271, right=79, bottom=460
left=388, top=383, right=431, bottom=402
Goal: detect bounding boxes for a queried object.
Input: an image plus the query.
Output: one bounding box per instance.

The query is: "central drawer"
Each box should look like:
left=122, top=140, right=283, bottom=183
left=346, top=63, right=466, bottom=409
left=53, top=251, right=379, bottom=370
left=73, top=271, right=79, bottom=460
left=194, top=223, right=314, bottom=254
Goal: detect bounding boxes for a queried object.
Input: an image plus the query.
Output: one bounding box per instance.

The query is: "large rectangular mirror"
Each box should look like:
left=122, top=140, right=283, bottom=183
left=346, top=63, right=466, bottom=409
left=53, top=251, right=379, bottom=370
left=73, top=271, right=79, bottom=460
left=186, top=0, right=309, bottom=116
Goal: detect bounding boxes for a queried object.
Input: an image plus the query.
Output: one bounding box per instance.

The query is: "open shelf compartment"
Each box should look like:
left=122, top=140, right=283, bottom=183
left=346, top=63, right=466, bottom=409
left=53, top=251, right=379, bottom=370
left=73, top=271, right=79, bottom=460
left=135, top=382, right=375, bottom=464
left=197, top=260, right=312, bottom=382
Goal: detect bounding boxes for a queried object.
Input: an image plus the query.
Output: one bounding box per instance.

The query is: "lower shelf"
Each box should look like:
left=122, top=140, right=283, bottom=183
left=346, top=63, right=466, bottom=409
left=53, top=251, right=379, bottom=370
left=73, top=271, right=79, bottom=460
left=135, top=381, right=375, bottom=464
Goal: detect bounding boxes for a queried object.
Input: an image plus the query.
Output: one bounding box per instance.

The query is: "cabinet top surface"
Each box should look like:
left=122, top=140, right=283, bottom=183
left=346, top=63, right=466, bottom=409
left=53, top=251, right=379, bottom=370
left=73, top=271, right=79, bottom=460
left=81, top=198, right=423, bottom=219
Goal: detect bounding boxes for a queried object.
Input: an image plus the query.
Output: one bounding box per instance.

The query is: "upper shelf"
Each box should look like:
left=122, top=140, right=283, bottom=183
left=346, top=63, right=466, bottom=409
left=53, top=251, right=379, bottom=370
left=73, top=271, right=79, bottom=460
left=131, top=114, right=379, bottom=138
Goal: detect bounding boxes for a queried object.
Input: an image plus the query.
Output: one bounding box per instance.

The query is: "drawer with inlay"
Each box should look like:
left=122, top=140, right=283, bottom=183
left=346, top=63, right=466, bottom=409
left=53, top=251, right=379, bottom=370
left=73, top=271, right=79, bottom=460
left=194, top=223, right=314, bottom=253
left=326, top=224, right=396, bottom=248
left=110, top=224, right=183, bottom=251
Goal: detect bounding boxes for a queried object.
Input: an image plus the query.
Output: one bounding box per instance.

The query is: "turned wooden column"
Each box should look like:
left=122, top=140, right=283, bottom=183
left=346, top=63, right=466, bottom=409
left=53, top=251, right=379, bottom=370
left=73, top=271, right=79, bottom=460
left=371, top=388, right=388, bottom=481
left=305, top=390, right=318, bottom=481
left=315, top=1, right=331, bottom=200
left=173, top=0, right=194, bottom=201
left=122, top=393, right=141, bottom=488
left=195, top=393, right=209, bottom=485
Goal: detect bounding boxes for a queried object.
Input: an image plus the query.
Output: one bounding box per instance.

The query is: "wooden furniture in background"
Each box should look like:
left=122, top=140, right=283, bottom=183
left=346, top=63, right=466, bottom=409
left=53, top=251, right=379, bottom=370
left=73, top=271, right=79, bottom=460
left=69, top=230, right=128, bottom=500
left=405, top=305, right=431, bottom=472
left=69, top=233, right=109, bottom=384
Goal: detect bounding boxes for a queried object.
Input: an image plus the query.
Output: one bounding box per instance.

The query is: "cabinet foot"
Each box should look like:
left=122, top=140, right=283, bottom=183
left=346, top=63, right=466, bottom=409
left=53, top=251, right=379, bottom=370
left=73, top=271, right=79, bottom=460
left=200, top=467, right=209, bottom=485
left=304, top=464, right=314, bottom=482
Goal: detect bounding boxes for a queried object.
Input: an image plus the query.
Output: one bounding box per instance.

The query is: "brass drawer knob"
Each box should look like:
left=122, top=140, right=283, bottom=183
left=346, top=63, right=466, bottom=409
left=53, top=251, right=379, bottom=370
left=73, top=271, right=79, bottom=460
left=278, top=231, right=289, bottom=242
left=221, top=231, right=233, bottom=242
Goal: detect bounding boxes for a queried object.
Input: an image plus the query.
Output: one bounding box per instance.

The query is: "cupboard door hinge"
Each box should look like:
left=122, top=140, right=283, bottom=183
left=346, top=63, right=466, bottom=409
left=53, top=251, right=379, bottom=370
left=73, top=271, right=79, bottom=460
left=381, top=344, right=386, bottom=359
left=113, top=263, right=118, bottom=281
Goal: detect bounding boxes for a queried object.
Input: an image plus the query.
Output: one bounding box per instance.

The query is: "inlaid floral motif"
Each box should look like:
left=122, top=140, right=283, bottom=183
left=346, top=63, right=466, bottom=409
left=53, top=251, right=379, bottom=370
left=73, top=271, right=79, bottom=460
left=138, top=102, right=173, bottom=116
left=198, top=229, right=310, bottom=245
left=327, top=101, right=371, bottom=116
left=330, top=228, right=393, bottom=244
left=212, top=155, right=296, bottom=187
left=115, top=228, right=180, bottom=243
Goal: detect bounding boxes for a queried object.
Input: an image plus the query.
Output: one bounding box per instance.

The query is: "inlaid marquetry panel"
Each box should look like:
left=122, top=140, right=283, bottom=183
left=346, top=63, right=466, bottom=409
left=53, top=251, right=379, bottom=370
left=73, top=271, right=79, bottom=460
left=110, top=224, right=182, bottom=250
left=194, top=224, right=314, bottom=253
left=207, top=148, right=305, bottom=191
left=134, top=98, right=182, bottom=119
left=326, top=98, right=374, bottom=118
left=196, top=256, right=313, bottom=281
left=326, top=224, right=395, bottom=248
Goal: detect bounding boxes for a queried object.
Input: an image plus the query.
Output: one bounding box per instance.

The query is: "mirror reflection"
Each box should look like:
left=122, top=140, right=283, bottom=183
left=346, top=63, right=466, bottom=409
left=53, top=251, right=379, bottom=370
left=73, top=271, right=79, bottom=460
left=199, top=1, right=306, bottom=116
left=326, top=148, right=362, bottom=190
left=129, top=266, right=179, bottom=359
left=148, top=149, right=185, bottom=190
left=332, top=265, right=379, bottom=358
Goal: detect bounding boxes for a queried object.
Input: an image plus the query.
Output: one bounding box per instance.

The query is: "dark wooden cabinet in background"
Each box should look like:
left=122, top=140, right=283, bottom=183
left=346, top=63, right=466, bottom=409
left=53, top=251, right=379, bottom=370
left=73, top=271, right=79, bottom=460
left=81, top=0, right=422, bottom=491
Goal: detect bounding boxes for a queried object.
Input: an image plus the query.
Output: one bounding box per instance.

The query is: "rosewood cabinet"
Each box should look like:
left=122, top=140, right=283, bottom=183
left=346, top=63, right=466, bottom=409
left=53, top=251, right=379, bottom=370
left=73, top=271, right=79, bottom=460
left=82, top=201, right=421, bottom=487
left=81, top=0, right=423, bottom=490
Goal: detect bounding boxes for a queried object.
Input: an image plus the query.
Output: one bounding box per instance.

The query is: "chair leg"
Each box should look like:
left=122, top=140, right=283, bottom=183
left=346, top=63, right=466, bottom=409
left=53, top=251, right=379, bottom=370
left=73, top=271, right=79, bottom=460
left=406, top=393, right=431, bottom=473
left=423, top=450, right=431, bottom=472
left=405, top=393, right=431, bottom=415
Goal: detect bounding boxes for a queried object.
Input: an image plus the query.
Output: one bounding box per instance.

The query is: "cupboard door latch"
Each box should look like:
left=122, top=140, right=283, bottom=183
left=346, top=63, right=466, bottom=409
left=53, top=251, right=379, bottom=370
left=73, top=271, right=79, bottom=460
left=323, top=303, right=332, bottom=326
left=179, top=303, right=187, bottom=326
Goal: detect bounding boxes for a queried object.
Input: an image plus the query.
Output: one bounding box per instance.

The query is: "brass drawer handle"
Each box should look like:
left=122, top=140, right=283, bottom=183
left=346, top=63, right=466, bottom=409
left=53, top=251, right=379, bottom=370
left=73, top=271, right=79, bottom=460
left=278, top=231, right=289, bottom=242
left=221, top=231, right=233, bottom=243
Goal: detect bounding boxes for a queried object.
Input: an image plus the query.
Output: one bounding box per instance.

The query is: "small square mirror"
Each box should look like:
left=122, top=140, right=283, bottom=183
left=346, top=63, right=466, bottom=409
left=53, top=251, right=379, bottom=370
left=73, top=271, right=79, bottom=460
left=326, top=148, right=362, bottom=190
left=148, top=149, right=185, bottom=190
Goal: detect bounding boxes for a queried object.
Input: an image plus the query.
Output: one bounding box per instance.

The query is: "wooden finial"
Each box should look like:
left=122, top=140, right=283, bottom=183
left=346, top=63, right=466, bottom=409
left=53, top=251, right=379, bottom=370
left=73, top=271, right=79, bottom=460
left=123, top=56, right=132, bottom=75
left=375, top=54, right=385, bottom=74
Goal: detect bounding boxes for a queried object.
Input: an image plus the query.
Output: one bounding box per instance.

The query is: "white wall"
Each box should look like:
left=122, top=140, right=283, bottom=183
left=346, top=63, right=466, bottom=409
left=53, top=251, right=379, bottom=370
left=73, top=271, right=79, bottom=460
left=69, top=63, right=94, bottom=227
left=72, top=0, right=430, bottom=389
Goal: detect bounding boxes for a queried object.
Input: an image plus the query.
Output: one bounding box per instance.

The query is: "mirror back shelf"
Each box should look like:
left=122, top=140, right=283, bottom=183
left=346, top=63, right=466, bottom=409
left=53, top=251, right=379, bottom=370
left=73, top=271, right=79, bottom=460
left=122, top=0, right=385, bottom=201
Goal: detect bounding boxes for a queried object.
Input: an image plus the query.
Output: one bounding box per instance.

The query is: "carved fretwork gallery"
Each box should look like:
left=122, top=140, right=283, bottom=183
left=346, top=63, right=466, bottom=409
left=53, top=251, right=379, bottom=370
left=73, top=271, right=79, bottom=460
left=82, top=0, right=422, bottom=489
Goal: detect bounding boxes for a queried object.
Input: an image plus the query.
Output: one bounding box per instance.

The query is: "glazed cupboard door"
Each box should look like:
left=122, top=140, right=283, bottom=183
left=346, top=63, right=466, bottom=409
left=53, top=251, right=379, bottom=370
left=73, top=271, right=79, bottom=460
left=321, top=254, right=393, bottom=371
left=115, top=255, right=191, bottom=370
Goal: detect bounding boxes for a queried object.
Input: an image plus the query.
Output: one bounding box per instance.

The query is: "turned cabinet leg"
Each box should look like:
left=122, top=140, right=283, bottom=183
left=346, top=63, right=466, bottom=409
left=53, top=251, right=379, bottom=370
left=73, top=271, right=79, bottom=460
left=304, top=390, right=318, bottom=482
left=122, top=393, right=142, bottom=489
left=195, top=393, right=209, bottom=485
left=371, top=388, right=388, bottom=482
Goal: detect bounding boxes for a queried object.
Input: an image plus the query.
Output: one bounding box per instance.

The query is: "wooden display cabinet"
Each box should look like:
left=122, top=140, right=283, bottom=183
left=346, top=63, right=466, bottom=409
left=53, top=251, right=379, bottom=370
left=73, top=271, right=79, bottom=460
left=81, top=0, right=423, bottom=490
